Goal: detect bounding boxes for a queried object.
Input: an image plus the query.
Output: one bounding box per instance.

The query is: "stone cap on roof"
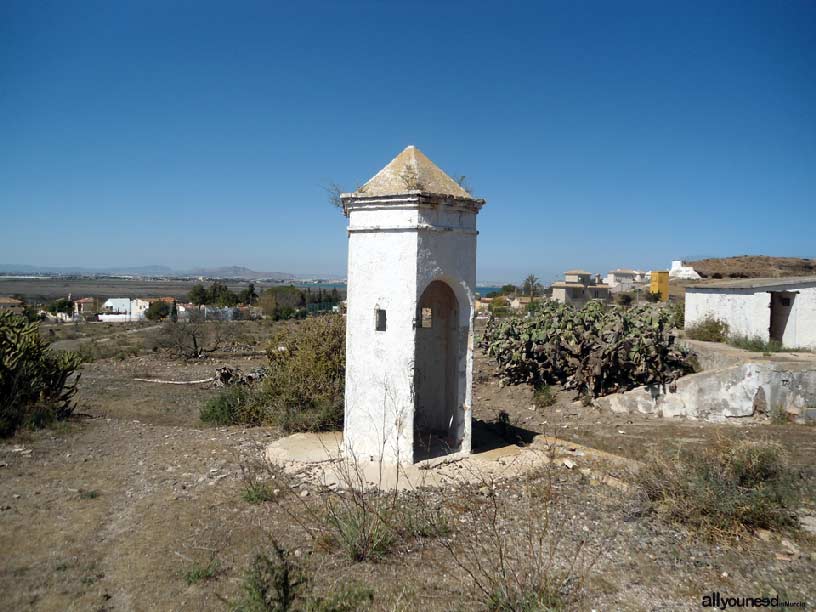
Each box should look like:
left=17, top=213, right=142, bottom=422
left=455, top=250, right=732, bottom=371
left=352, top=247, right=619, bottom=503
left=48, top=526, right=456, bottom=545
left=564, top=270, right=591, bottom=275
left=342, top=146, right=484, bottom=204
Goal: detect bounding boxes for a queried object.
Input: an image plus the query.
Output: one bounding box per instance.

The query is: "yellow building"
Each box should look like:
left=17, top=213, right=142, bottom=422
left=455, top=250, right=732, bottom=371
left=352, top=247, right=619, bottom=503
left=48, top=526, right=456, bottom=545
left=650, top=271, right=669, bottom=301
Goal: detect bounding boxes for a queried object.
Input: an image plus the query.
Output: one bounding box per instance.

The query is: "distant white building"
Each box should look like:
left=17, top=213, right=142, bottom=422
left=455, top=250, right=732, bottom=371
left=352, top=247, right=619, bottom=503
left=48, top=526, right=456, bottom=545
left=685, top=276, right=816, bottom=349
left=102, top=298, right=131, bottom=314
left=604, top=269, right=648, bottom=292
left=669, top=260, right=701, bottom=280
left=551, top=270, right=610, bottom=307
left=98, top=298, right=149, bottom=322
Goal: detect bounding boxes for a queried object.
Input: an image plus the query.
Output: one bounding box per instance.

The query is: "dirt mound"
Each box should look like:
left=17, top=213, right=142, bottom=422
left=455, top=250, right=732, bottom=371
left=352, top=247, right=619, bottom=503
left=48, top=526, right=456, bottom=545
left=688, top=255, right=816, bottom=279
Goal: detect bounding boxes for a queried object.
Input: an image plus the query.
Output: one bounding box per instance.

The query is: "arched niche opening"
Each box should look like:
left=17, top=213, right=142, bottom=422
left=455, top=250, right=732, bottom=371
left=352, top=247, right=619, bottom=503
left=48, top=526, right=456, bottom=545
left=414, top=280, right=464, bottom=460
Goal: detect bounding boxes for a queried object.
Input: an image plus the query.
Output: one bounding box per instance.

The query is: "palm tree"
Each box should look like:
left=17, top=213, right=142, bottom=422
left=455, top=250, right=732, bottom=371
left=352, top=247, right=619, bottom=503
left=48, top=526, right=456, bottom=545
left=522, top=274, right=542, bottom=298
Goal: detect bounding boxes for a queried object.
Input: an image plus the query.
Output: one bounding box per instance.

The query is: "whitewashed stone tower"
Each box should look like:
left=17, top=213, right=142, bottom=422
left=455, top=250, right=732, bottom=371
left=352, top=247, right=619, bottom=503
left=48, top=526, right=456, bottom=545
left=341, top=146, right=485, bottom=464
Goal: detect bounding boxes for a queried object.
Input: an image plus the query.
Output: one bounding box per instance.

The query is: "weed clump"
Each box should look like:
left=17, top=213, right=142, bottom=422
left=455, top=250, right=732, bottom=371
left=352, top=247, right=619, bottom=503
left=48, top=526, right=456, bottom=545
left=727, top=335, right=785, bottom=353
left=242, top=482, right=276, bottom=505
left=184, top=558, right=220, bottom=585
left=232, top=542, right=372, bottom=611
left=533, top=384, right=556, bottom=409
left=200, top=386, right=257, bottom=426
left=685, top=317, right=729, bottom=342
left=635, top=439, right=800, bottom=535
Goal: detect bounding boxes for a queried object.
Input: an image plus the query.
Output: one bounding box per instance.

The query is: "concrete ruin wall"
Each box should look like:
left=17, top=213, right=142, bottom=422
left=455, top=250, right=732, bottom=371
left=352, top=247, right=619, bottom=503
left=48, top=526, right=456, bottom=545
left=597, top=362, right=816, bottom=424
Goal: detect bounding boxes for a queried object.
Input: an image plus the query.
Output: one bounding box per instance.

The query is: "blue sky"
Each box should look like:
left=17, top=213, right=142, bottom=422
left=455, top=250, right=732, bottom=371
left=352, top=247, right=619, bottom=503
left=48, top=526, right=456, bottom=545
left=1, top=1, right=814, bottom=284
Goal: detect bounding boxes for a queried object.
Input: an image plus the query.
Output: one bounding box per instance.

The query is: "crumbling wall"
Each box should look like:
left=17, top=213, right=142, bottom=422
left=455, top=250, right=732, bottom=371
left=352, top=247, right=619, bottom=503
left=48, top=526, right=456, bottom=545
left=596, top=362, right=816, bottom=424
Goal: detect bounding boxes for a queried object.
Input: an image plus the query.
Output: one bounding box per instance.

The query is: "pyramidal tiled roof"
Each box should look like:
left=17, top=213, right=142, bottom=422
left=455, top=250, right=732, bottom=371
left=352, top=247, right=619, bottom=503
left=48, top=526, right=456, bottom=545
left=355, top=146, right=473, bottom=199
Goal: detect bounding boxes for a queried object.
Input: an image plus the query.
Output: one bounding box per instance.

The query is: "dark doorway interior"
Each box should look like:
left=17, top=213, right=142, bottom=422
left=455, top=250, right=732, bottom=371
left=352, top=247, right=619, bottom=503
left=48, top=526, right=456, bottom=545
left=769, top=291, right=796, bottom=344
left=414, top=280, right=460, bottom=460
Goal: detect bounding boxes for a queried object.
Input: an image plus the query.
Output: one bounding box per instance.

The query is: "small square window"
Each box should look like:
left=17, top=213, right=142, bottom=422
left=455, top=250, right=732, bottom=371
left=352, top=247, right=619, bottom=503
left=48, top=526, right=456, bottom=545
left=781, top=297, right=791, bottom=307
left=421, top=307, right=432, bottom=328
left=375, top=308, right=387, bottom=331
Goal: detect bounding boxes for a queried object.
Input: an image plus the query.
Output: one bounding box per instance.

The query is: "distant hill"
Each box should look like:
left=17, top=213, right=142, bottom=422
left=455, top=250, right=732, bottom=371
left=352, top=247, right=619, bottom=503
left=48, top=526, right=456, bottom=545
left=687, top=256, right=816, bottom=279
left=187, top=266, right=293, bottom=280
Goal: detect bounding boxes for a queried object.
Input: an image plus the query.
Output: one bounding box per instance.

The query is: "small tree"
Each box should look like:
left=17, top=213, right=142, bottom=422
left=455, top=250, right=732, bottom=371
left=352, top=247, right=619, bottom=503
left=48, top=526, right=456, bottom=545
left=260, top=286, right=304, bottom=319
left=239, top=283, right=257, bottom=305
left=189, top=284, right=208, bottom=306
left=49, top=298, right=73, bottom=315
left=145, top=301, right=171, bottom=321
left=159, top=313, right=234, bottom=358
left=209, top=282, right=239, bottom=307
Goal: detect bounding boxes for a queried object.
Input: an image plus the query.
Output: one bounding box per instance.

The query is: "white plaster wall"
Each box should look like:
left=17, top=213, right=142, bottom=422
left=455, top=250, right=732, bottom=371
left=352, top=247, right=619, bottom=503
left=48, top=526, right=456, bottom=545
left=686, top=284, right=816, bottom=348
left=685, top=289, right=771, bottom=340
left=784, top=286, right=816, bottom=349
left=344, top=206, right=419, bottom=464
left=344, top=199, right=480, bottom=464
left=98, top=312, right=145, bottom=322
left=551, top=287, right=566, bottom=303
left=416, top=211, right=477, bottom=455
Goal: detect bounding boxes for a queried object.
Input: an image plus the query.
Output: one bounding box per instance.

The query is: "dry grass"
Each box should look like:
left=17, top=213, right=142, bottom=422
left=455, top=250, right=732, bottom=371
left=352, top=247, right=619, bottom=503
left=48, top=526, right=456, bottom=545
left=634, top=438, right=801, bottom=537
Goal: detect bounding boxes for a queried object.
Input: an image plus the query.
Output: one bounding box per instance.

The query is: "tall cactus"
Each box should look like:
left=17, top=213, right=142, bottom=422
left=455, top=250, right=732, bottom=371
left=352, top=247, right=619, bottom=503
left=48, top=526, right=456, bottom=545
left=0, top=312, right=81, bottom=436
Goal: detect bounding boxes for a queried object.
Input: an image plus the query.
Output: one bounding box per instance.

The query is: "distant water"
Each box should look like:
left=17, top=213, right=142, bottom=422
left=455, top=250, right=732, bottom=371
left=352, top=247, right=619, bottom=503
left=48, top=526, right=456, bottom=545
left=476, top=286, right=501, bottom=296
left=293, top=282, right=501, bottom=296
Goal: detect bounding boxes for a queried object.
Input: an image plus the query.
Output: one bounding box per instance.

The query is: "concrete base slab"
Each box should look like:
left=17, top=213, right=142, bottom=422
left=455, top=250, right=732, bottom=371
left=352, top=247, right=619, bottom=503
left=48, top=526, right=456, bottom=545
left=265, top=431, right=635, bottom=491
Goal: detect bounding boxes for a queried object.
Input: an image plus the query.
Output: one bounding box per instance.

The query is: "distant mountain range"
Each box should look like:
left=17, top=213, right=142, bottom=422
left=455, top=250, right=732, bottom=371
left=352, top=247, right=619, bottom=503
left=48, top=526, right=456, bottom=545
left=0, top=264, right=295, bottom=280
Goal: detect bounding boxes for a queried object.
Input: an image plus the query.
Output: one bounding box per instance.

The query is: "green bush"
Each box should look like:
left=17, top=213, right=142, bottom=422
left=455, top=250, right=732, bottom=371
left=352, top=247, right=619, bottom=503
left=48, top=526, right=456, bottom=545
left=0, top=312, right=81, bottom=437
left=685, top=316, right=729, bottom=342
left=201, top=316, right=345, bottom=432
left=615, top=292, right=634, bottom=307
left=258, top=315, right=345, bottom=432
left=635, top=439, right=800, bottom=535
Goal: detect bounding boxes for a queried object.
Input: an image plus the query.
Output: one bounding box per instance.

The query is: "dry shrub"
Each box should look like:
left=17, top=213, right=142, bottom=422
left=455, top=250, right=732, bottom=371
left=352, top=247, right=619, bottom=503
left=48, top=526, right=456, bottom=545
left=246, top=449, right=449, bottom=565
left=440, top=456, right=610, bottom=611
left=635, top=438, right=800, bottom=536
